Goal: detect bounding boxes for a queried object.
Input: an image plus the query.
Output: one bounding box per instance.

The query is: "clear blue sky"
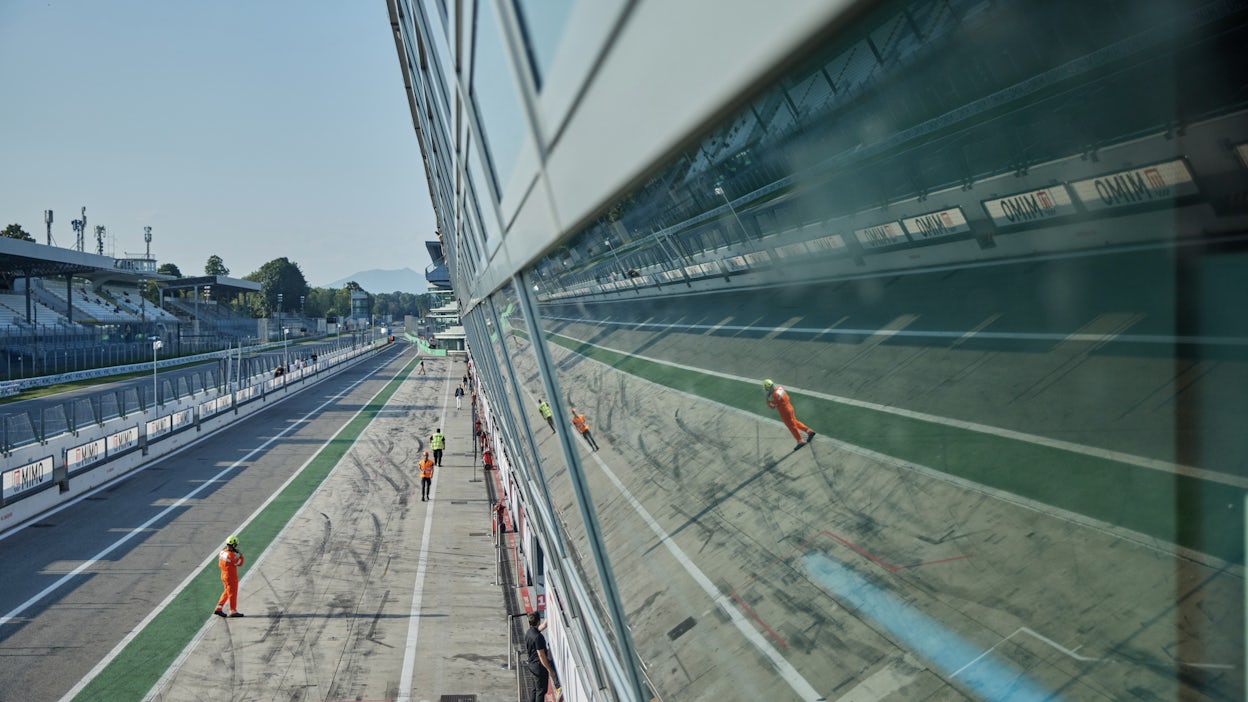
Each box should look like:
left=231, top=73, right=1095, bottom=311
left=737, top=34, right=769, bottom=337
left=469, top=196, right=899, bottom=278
left=0, top=0, right=435, bottom=288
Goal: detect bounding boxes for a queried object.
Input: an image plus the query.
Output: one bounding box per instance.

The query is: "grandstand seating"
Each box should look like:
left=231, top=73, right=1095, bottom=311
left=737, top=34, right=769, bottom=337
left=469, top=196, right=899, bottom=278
left=101, top=285, right=180, bottom=322
left=41, top=284, right=140, bottom=324
left=0, top=293, right=72, bottom=327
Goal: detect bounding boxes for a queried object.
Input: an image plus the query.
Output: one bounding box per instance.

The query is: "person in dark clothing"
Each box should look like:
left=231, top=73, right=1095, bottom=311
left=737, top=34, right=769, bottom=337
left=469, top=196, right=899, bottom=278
left=524, top=611, right=560, bottom=702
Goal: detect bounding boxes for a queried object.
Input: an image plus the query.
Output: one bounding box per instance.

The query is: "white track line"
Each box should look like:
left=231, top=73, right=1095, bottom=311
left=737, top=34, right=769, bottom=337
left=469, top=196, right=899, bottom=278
left=586, top=451, right=825, bottom=700
left=397, top=363, right=453, bottom=702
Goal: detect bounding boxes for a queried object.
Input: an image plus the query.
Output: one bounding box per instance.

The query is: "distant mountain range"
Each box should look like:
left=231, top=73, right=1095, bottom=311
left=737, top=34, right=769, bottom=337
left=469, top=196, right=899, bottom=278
left=324, top=268, right=427, bottom=294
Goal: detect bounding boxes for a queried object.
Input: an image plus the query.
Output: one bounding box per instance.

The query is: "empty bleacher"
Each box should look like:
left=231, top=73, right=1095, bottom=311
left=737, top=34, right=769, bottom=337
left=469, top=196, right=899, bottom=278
left=41, top=283, right=140, bottom=324
left=0, top=293, right=73, bottom=327
left=101, top=285, right=180, bottom=323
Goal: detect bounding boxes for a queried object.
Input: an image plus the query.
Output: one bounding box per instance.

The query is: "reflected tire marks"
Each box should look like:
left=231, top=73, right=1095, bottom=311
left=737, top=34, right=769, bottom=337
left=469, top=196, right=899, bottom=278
left=528, top=311, right=1241, bottom=701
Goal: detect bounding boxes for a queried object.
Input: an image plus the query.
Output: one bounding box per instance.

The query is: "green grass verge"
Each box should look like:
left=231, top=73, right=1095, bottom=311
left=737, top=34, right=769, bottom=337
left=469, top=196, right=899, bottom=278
left=72, top=354, right=418, bottom=701
left=542, top=331, right=1244, bottom=565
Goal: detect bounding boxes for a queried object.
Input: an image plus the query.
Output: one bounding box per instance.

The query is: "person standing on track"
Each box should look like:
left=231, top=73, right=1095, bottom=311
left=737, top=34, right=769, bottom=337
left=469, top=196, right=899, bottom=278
left=537, top=399, right=556, bottom=433
left=570, top=408, right=600, bottom=451
left=430, top=428, right=446, bottom=466
left=214, top=535, right=246, bottom=618
left=419, top=451, right=435, bottom=501
left=763, top=379, right=816, bottom=451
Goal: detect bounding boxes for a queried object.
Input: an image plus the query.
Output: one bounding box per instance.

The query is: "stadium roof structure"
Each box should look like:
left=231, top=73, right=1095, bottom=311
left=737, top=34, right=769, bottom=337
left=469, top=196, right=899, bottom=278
left=159, top=275, right=262, bottom=295
left=0, top=237, right=117, bottom=279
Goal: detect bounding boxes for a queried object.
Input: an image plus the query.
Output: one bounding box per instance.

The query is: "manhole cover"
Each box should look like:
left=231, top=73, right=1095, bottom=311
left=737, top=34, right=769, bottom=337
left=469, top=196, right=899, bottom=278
left=439, top=696, right=477, bottom=702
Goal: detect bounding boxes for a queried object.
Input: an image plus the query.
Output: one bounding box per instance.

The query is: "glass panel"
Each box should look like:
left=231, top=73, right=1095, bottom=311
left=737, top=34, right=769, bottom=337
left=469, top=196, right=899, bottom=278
left=467, top=141, right=501, bottom=245
left=520, top=0, right=1248, bottom=700
left=71, top=398, right=94, bottom=431
left=40, top=405, right=67, bottom=443
left=483, top=281, right=623, bottom=653
left=512, top=0, right=573, bottom=88
left=419, top=0, right=455, bottom=127
left=470, top=0, right=528, bottom=193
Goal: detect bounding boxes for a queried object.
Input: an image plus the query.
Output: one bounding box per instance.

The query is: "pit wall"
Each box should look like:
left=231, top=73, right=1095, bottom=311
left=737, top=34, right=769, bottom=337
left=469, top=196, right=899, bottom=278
left=0, top=339, right=396, bottom=534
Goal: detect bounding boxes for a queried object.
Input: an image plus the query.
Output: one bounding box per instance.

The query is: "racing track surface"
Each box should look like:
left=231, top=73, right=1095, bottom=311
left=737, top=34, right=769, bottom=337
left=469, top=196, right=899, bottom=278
left=0, top=345, right=412, bottom=701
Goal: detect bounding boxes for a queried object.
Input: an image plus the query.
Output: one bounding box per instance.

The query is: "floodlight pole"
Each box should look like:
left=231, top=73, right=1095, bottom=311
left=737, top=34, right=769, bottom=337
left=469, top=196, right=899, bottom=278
left=152, top=338, right=159, bottom=408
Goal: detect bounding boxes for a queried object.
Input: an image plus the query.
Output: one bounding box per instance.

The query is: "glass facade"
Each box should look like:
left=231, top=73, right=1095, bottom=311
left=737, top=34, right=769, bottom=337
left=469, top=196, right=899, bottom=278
left=389, top=0, right=1248, bottom=699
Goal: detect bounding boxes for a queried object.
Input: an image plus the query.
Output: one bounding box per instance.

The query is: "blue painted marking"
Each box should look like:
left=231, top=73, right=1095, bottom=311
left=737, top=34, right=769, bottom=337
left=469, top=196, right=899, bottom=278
left=804, top=553, right=1059, bottom=701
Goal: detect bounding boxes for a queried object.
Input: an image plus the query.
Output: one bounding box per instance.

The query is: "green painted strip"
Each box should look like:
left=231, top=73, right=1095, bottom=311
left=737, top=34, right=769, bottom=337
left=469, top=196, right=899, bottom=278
left=73, top=354, right=419, bottom=701
left=539, top=330, right=1244, bottom=565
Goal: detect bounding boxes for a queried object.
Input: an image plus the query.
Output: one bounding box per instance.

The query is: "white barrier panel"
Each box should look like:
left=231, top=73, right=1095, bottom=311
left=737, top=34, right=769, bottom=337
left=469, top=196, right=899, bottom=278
left=4, top=456, right=54, bottom=502
left=199, top=397, right=222, bottom=417
left=171, top=408, right=193, bottom=431
left=146, top=415, right=173, bottom=440
left=108, top=426, right=140, bottom=454
left=66, top=438, right=107, bottom=471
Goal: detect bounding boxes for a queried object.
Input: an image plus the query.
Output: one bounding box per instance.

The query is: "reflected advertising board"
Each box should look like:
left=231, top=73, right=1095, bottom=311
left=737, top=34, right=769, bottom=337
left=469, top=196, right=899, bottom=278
left=806, top=234, right=846, bottom=252
left=1069, top=158, right=1199, bottom=212
left=982, top=186, right=1077, bottom=227
left=901, top=206, right=972, bottom=240
left=854, top=221, right=907, bottom=248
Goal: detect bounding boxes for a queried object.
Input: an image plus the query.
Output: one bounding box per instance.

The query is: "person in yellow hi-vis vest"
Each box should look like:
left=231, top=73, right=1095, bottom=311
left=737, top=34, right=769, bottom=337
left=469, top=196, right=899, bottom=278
left=430, top=428, right=446, bottom=466
left=419, top=451, right=435, bottom=501
left=537, top=399, right=555, bottom=433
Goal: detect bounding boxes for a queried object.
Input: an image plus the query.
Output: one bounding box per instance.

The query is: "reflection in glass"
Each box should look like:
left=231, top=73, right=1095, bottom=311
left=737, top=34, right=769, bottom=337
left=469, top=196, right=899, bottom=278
left=513, top=0, right=573, bottom=89
left=518, top=0, right=1247, bottom=700
left=470, top=0, right=527, bottom=192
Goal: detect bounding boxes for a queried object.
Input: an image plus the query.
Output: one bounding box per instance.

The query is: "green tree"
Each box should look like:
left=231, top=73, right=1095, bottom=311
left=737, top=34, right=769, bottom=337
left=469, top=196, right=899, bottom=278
left=334, top=286, right=354, bottom=319
left=1, top=224, right=35, bottom=241
left=205, top=255, right=229, bottom=276
left=243, top=257, right=309, bottom=316
left=157, top=262, right=183, bottom=278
